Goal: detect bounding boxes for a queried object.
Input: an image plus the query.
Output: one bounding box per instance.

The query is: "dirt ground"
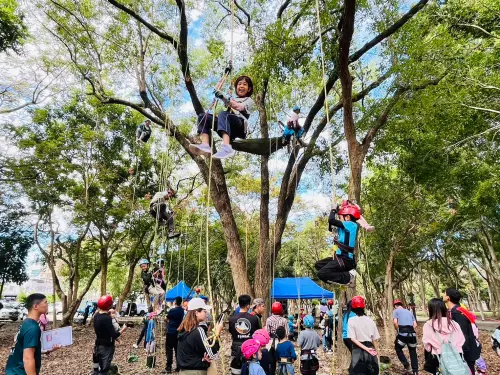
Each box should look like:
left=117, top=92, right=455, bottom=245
left=0, top=321, right=498, bottom=375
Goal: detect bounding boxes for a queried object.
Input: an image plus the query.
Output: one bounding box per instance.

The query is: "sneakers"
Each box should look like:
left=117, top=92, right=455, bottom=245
left=348, top=269, right=357, bottom=286
left=212, top=144, right=235, bottom=159
left=133, top=344, right=139, bottom=349
left=189, top=143, right=212, bottom=156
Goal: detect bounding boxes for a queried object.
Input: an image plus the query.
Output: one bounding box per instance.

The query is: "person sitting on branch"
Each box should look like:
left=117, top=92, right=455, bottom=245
left=315, top=202, right=361, bottom=286
left=190, top=76, right=255, bottom=160
left=148, top=187, right=180, bottom=239
left=282, top=106, right=307, bottom=147
left=136, top=119, right=152, bottom=143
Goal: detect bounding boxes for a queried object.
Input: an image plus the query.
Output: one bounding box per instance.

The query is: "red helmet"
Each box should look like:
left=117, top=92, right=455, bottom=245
left=338, top=204, right=360, bottom=220
left=196, top=288, right=201, bottom=293
left=327, top=299, right=333, bottom=306
left=351, top=296, right=365, bottom=309
left=97, top=295, right=113, bottom=310
left=271, top=302, right=283, bottom=315
left=393, top=299, right=403, bottom=306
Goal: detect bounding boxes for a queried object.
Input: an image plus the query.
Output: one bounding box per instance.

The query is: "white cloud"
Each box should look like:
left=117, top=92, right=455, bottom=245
left=178, top=101, right=195, bottom=114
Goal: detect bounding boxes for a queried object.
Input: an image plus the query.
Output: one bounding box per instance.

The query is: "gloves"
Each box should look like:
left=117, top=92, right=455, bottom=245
left=213, top=89, right=231, bottom=106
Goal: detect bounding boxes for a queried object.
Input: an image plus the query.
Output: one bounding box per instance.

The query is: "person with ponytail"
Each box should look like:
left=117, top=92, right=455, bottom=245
left=176, top=298, right=223, bottom=375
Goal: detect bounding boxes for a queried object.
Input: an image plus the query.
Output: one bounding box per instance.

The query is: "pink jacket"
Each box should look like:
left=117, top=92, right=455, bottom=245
left=422, top=318, right=465, bottom=355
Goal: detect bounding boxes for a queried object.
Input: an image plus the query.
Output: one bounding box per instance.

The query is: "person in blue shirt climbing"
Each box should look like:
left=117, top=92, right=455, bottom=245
left=315, top=202, right=361, bottom=285
left=282, top=106, right=307, bottom=147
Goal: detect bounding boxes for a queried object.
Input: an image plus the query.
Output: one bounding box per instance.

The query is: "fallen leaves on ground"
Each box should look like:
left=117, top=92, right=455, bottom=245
left=0, top=321, right=498, bottom=375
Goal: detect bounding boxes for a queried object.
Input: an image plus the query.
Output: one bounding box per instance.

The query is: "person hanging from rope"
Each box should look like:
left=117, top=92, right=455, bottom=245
left=136, top=119, right=153, bottom=143
left=315, top=202, right=361, bottom=286
left=282, top=106, right=307, bottom=147
left=148, top=187, right=181, bottom=239
left=341, top=199, right=375, bottom=232
left=139, top=259, right=165, bottom=313
left=190, top=76, right=255, bottom=160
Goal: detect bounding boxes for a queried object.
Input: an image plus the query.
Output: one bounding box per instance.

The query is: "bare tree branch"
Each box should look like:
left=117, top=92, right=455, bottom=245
left=105, top=0, right=179, bottom=47
left=234, top=0, right=251, bottom=26
left=277, top=0, right=292, bottom=19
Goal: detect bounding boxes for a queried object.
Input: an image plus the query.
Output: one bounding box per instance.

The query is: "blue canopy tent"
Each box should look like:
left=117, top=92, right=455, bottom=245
left=165, top=281, right=208, bottom=302
left=271, top=277, right=334, bottom=300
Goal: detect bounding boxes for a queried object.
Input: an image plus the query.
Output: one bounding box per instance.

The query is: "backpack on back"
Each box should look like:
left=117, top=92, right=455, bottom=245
left=434, top=331, right=470, bottom=375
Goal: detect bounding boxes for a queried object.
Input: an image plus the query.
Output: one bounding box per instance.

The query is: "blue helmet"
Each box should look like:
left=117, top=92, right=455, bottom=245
left=303, top=315, right=315, bottom=328
left=292, top=105, right=301, bottom=112
left=327, top=310, right=334, bottom=317
left=288, top=315, right=294, bottom=321
left=139, top=259, right=150, bottom=265
left=321, top=299, right=327, bottom=305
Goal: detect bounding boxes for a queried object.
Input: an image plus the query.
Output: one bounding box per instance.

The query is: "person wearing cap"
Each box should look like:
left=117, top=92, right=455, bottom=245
left=250, top=298, right=265, bottom=327
left=92, top=295, right=127, bottom=375
left=393, top=299, right=418, bottom=375
left=176, top=298, right=223, bottom=375
left=229, top=295, right=261, bottom=375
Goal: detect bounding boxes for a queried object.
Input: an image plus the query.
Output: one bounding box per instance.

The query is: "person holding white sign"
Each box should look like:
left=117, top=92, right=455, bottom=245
left=5, top=293, right=61, bottom=375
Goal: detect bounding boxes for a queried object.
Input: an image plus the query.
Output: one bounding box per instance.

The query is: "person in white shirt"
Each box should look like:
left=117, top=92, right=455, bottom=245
left=148, top=188, right=180, bottom=238
left=347, top=296, right=379, bottom=375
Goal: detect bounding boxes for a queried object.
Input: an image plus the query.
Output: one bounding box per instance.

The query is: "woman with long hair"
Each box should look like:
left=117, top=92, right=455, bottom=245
left=422, top=298, right=466, bottom=374
left=176, top=298, right=224, bottom=374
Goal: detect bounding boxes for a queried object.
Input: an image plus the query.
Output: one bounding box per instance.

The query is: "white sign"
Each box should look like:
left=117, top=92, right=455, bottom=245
left=41, top=326, right=73, bottom=351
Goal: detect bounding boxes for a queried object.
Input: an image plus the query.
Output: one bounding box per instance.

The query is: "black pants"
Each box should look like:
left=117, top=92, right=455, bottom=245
left=137, top=324, right=148, bottom=347
left=315, top=255, right=355, bottom=285
left=343, top=338, right=353, bottom=353
left=93, top=345, right=115, bottom=375
left=395, top=334, right=418, bottom=372
left=349, top=341, right=378, bottom=375
left=166, top=333, right=178, bottom=370
left=82, top=313, right=89, bottom=325
left=467, top=361, right=475, bottom=374
left=197, top=112, right=246, bottom=141
left=150, top=203, right=175, bottom=231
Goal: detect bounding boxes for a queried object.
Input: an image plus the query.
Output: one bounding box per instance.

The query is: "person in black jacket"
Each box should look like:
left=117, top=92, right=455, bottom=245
left=177, top=298, right=223, bottom=375
left=93, top=295, right=127, bottom=375
left=443, top=288, right=481, bottom=374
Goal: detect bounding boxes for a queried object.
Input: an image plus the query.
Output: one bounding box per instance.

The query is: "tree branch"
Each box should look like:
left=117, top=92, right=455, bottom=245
left=349, top=0, right=430, bottom=63
left=234, top=0, right=251, bottom=26
left=277, top=0, right=292, bottom=19
left=106, top=0, right=178, bottom=47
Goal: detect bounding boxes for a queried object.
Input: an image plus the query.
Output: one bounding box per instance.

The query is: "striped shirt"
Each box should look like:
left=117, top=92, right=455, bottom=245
left=265, top=315, right=289, bottom=336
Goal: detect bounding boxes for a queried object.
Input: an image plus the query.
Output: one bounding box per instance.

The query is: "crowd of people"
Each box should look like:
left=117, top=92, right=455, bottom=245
left=4, top=288, right=499, bottom=375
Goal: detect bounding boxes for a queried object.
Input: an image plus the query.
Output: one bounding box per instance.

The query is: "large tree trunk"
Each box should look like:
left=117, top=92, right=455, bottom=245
left=383, top=250, right=396, bottom=346
left=117, top=259, right=139, bottom=313
left=100, top=248, right=108, bottom=296
left=255, top=82, right=273, bottom=314
left=418, top=264, right=427, bottom=311
left=60, top=268, right=101, bottom=326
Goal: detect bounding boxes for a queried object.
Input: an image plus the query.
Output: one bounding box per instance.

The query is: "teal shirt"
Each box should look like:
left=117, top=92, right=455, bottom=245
left=6, top=318, right=42, bottom=375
